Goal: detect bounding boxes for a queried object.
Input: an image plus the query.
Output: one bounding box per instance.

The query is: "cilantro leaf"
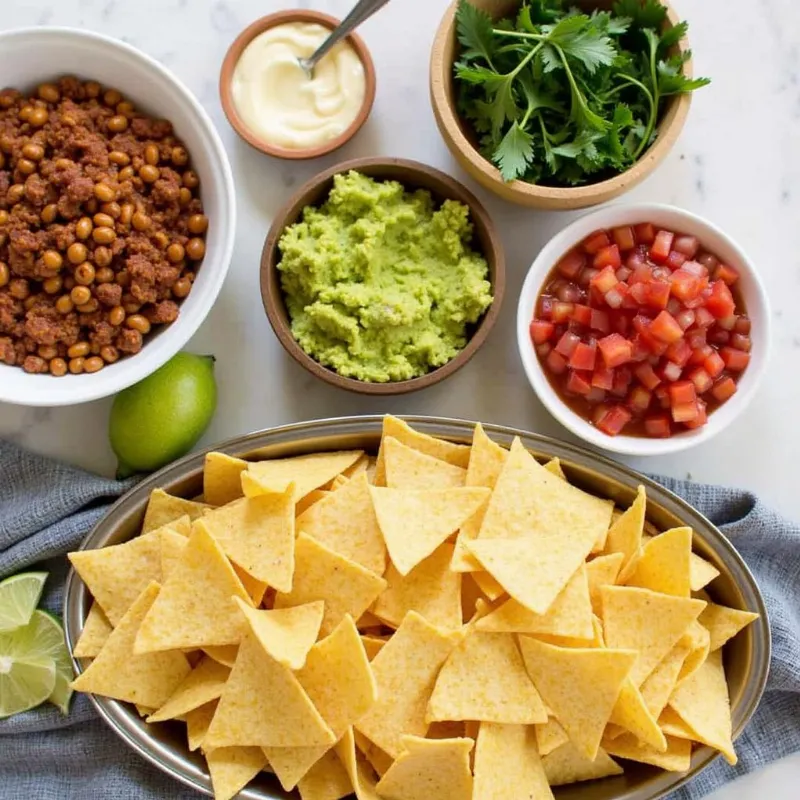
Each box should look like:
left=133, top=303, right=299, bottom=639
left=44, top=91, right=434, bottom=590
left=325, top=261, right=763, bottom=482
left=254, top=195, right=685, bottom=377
left=659, top=20, right=689, bottom=51
left=612, top=0, right=667, bottom=30
left=493, top=121, right=535, bottom=181
left=455, top=0, right=497, bottom=65
left=540, top=43, right=562, bottom=73
left=551, top=129, right=603, bottom=158
left=657, top=61, right=711, bottom=95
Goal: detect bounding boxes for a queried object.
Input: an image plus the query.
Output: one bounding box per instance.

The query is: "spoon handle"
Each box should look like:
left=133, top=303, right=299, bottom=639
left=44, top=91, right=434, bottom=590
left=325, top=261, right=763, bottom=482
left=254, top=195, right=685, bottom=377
left=306, top=0, right=391, bottom=70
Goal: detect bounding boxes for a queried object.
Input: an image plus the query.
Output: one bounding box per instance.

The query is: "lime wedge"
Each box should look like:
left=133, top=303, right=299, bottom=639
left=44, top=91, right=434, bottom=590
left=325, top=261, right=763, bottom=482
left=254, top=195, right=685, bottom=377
left=0, top=572, right=48, bottom=632
left=0, top=656, right=56, bottom=719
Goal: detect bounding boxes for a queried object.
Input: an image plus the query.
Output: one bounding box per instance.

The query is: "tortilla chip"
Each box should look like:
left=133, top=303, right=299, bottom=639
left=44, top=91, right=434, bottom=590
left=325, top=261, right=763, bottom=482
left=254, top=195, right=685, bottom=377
left=608, top=679, right=667, bottom=752
left=604, top=485, right=646, bottom=580
left=472, top=723, right=551, bottom=800
left=159, top=527, right=189, bottom=582
left=264, top=745, right=331, bottom=792
left=535, top=717, right=569, bottom=757
left=207, top=746, right=268, bottom=800
left=375, top=735, right=473, bottom=800
left=197, top=486, right=295, bottom=591
left=186, top=700, right=217, bottom=751
left=370, top=487, right=490, bottom=576
left=356, top=610, right=383, bottom=631
left=230, top=563, right=268, bottom=607
left=147, top=656, right=230, bottom=722
left=342, top=455, right=369, bottom=479
left=460, top=573, right=488, bottom=624
left=383, top=436, right=467, bottom=490
left=640, top=642, right=692, bottom=720
left=626, top=527, right=692, bottom=597
left=657, top=706, right=697, bottom=739
left=360, top=636, right=387, bottom=660
left=699, top=602, right=759, bottom=652
left=246, top=451, right=363, bottom=499
left=134, top=524, right=252, bottom=653
left=355, top=611, right=457, bottom=758
left=517, top=636, right=636, bottom=760
left=543, top=458, right=566, bottom=480
left=603, top=732, right=692, bottom=772
left=476, top=565, right=593, bottom=641
left=142, top=488, right=209, bottom=533
left=275, top=534, right=387, bottom=637
left=233, top=598, right=323, bottom=670
left=353, top=730, right=394, bottom=777
left=542, top=742, right=623, bottom=786
left=427, top=631, right=547, bottom=725
left=296, top=489, right=332, bottom=516
left=337, top=727, right=381, bottom=800
left=296, top=473, right=386, bottom=575
left=70, top=582, right=191, bottom=707
left=373, top=544, right=461, bottom=630
left=586, top=553, right=625, bottom=614
left=203, top=645, right=238, bottom=668
left=600, top=586, right=706, bottom=685
left=690, top=553, right=720, bottom=591
left=471, top=571, right=505, bottom=602
left=73, top=602, right=113, bottom=658
left=669, top=649, right=736, bottom=764
left=451, top=423, right=508, bottom=573
left=203, top=452, right=248, bottom=507
left=676, top=620, right=711, bottom=684
left=297, top=747, right=353, bottom=800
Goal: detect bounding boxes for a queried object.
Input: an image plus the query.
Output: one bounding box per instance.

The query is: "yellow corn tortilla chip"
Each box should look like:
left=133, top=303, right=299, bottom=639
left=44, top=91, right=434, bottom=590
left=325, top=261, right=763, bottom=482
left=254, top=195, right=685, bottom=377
left=207, top=746, right=268, bottom=800
left=535, top=717, right=569, bottom=757
left=203, top=645, right=238, bottom=668
left=542, top=742, right=623, bottom=786
left=159, top=526, right=189, bottom=581
left=263, top=745, right=331, bottom=792
left=518, top=636, right=636, bottom=760
left=626, top=527, right=692, bottom=597
left=472, top=723, right=551, bottom=800
left=373, top=543, right=461, bottom=630
left=427, top=721, right=467, bottom=739
left=676, top=620, right=711, bottom=684
left=543, top=457, right=566, bottom=480
left=186, top=700, right=217, bottom=751
left=233, top=598, right=323, bottom=670
left=343, top=454, right=370, bottom=479
left=296, top=473, right=386, bottom=575
left=451, top=423, right=508, bottom=573
left=608, top=679, right=667, bottom=752
left=657, top=706, right=697, bottom=739
left=669, top=648, right=736, bottom=765
left=337, top=727, right=381, bottom=800
left=471, top=571, right=505, bottom=602
left=370, top=487, right=490, bottom=576
left=147, top=656, right=230, bottom=722
left=275, top=534, right=387, bottom=637
left=600, top=586, right=706, bottom=685
left=231, top=563, right=268, bottom=607
left=360, top=636, right=387, bottom=660
left=204, top=452, right=248, bottom=507
left=604, top=485, right=646, bottom=580
left=690, top=552, right=720, bottom=592
left=640, top=642, right=692, bottom=720
left=353, top=730, right=394, bottom=777
left=197, top=486, right=295, bottom=591
left=296, top=747, right=353, bottom=800
left=383, top=437, right=467, bottom=490
left=206, top=630, right=335, bottom=749
left=246, top=451, right=363, bottom=499
left=460, top=573, right=489, bottom=624
left=699, top=602, right=759, bottom=652
left=355, top=611, right=457, bottom=758
left=70, top=582, right=191, bottom=707
left=476, top=565, right=593, bottom=641
left=586, top=552, right=625, bottom=615
left=603, top=732, right=692, bottom=772
left=375, top=735, right=473, bottom=800
left=142, top=488, right=210, bottom=533
left=296, top=489, right=332, bottom=517
left=356, top=610, right=383, bottom=631
left=330, top=475, right=349, bottom=490
left=73, top=602, right=113, bottom=658
left=427, top=630, right=547, bottom=725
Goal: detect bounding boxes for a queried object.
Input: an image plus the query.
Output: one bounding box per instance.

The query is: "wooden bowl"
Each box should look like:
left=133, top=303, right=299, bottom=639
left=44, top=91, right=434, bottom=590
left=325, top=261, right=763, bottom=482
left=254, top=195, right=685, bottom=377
left=260, top=157, right=505, bottom=395
left=219, top=10, right=376, bottom=160
left=430, top=0, right=693, bottom=209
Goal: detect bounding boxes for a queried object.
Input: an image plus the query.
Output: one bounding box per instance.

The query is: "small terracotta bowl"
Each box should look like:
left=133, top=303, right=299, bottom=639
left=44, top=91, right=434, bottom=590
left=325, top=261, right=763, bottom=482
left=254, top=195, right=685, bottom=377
left=430, top=0, right=693, bottom=209
left=260, top=156, right=505, bottom=395
left=219, top=10, right=376, bottom=160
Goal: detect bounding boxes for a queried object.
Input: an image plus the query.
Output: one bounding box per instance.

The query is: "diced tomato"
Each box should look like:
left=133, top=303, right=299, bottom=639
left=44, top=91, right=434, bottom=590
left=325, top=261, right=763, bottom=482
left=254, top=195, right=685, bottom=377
left=676, top=309, right=696, bottom=330
left=704, top=350, right=725, bottom=378
left=536, top=342, right=552, bottom=358
left=557, top=249, right=586, bottom=280
left=633, top=222, right=656, bottom=245
left=669, top=380, right=696, bottom=405
left=711, top=376, right=737, bottom=402
left=627, top=385, right=652, bottom=413
left=688, top=343, right=713, bottom=366
left=720, top=346, right=750, bottom=371
left=595, top=405, right=632, bottom=436
left=665, top=250, right=687, bottom=270
left=687, top=367, right=713, bottom=394
left=593, top=244, right=621, bottom=270
left=583, top=230, right=611, bottom=255
left=708, top=328, right=730, bottom=346
left=611, top=367, right=632, bottom=397
left=717, top=315, right=737, bottom=331
left=632, top=315, right=668, bottom=356
left=629, top=282, right=648, bottom=306
left=673, top=235, right=699, bottom=258
left=539, top=296, right=554, bottom=319
left=612, top=226, right=636, bottom=251
left=634, top=362, right=661, bottom=391
left=616, top=267, right=632, bottom=283
left=551, top=302, right=574, bottom=324
left=735, top=316, right=751, bottom=334
left=605, top=282, right=629, bottom=309
left=586, top=387, right=606, bottom=404
left=566, top=370, right=593, bottom=396
left=669, top=270, right=702, bottom=302
left=589, top=308, right=610, bottom=333
left=591, top=266, right=618, bottom=295
left=546, top=349, right=568, bottom=376
left=705, top=280, right=736, bottom=318
left=612, top=315, right=631, bottom=336
left=644, top=413, right=671, bottom=438
left=731, top=333, right=751, bottom=352
left=597, top=333, right=632, bottom=368
left=660, top=361, right=683, bottom=382
left=629, top=334, right=650, bottom=362
left=568, top=341, right=597, bottom=371
left=629, top=263, right=653, bottom=285
left=684, top=399, right=708, bottom=429
left=685, top=328, right=707, bottom=351
left=644, top=280, right=671, bottom=309
left=529, top=320, right=555, bottom=345
left=555, top=282, right=583, bottom=304
left=555, top=331, right=580, bottom=358
left=672, top=400, right=700, bottom=423
left=681, top=260, right=708, bottom=278
left=592, top=366, right=614, bottom=390
left=713, top=263, right=740, bottom=286
left=697, top=252, right=719, bottom=270
left=654, top=386, right=670, bottom=409
left=650, top=311, right=684, bottom=344
left=578, top=267, right=599, bottom=287
left=693, top=306, right=715, bottom=328
left=665, top=337, right=692, bottom=367
left=572, top=304, right=592, bottom=326
left=650, top=230, right=675, bottom=263
left=667, top=297, right=681, bottom=316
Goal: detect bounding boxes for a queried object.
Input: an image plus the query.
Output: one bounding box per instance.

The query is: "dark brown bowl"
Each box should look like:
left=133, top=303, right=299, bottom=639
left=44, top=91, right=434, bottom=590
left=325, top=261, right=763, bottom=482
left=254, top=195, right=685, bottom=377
left=260, top=157, right=506, bottom=395
left=219, top=10, right=376, bottom=160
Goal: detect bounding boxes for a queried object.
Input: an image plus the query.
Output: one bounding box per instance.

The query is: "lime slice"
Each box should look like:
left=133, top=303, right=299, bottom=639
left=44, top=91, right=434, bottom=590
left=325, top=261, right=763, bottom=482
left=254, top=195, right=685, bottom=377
left=37, top=611, right=74, bottom=715
left=0, top=655, right=56, bottom=718
left=0, top=572, right=48, bottom=632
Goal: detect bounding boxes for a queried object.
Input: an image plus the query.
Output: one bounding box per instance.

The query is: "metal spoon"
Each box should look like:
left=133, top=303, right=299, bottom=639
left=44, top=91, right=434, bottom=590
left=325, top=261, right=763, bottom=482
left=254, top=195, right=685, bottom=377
left=298, top=0, right=391, bottom=79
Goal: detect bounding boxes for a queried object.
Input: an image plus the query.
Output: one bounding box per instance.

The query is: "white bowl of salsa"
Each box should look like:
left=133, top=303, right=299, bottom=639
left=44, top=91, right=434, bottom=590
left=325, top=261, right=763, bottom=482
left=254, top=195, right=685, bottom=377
left=516, top=203, right=771, bottom=456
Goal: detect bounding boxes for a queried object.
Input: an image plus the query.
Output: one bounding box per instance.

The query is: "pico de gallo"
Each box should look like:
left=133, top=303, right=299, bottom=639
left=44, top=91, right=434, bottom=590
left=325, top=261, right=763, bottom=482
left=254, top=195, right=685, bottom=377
left=530, top=223, right=751, bottom=437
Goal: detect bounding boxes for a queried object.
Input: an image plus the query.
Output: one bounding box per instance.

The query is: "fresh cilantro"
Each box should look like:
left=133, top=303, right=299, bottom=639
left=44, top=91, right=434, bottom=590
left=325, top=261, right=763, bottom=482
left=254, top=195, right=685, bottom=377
left=494, top=121, right=535, bottom=180
left=456, top=0, right=497, bottom=65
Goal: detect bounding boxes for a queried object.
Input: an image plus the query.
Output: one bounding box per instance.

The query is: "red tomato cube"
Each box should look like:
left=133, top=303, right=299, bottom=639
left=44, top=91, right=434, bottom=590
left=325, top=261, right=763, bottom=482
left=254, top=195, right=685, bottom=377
left=735, top=316, right=751, bottom=334
left=536, top=342, right=552, bottom=358
left=538, top=296, right=554, bottom=320
left=669, top=380, right=697, bottom=406
left=669, top=270, right=702, bottom=302
left=555, top=331, right=580, bottom=358
left=612, top=226, right=636, bottom=251
left=708, top=328, right=731, bottom=345
left=633, top=222, right=656, bottom=245
left=676, top=309, right=696, bottom=331
left=673, top=235, right=699, bottom=258
left=650, top=230, right=675, bottom=263
left=705, top=280, right=736, bottom=319
left=687, top=367, right=713, bottom=394
left=583, top=230, right=611, bottom=255
left=611, top=367, right=632, bottom=397
left=598, top=333, right=633, bottom=368
left=629, top=263, right=653, bottom=285
left=593, top=244, right=622, bottom=270
left=694, top=306, right=716, bottom=328
left=627, top=385, right=652, bottom=413
left=688, top=343, right=713, bottom=366
left=568, top=341, right=597, bottom=371
left=572, top=304, right=592, bottom=326
left=713, top=263, right=740, bottom=286
left=704, top=350, right=726, bottom=378
left=644, top=413, right=672, bottom=438
left=595, top=405, right=633, bottom=436
left=660, top=361, right=683, bottom=382
left=672, top=400, right=700, bottom=423
left=665, top=250, right=687, bottom=270
left=711, top=376, right=737, bottom=402
left=634, top=362, right=661, bottom=391
left=650, top=311, right=684, bottom=344
left=566, top=370, right=593, bottom=396
left=665, top=337, right=692, bottom=367
left=557, top=249, right=586, bottom=280
left=591, top=266, right=619, bottom=295
left=684, top=399, right=708, bottom=429
left=731, top=333, right=751, bottom=352
left=590, top=308, right=610, bottom=334
left=546, top=349, right=568, bottom=376
left=654, top=386, right=671, bottom=408
left=605, top=283, right=629, bottom=309
left=551, top=302, right=574, bottom=324
left=685, top=328, right=707, bottom=350
left=720, top=346, right=750, bottom=371
left=592, top=366, right=614, bottom=390
left=529, top=320, right=555, bottom=345
left=644, top=281, right=671, bottom=309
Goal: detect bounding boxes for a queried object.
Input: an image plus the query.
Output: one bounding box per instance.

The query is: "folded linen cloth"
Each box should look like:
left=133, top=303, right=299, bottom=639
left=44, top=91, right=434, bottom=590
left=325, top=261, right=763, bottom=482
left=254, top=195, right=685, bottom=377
left=0, top=439, right=798, bottom=799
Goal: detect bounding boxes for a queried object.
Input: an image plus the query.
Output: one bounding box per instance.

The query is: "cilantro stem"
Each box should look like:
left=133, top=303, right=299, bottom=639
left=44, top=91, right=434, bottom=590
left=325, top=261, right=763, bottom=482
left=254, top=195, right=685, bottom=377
left=491, top=29, right=547, bottom=41
left=614, top=74, right=656, bottom=159
left=556, top=46, right=594, bottom=127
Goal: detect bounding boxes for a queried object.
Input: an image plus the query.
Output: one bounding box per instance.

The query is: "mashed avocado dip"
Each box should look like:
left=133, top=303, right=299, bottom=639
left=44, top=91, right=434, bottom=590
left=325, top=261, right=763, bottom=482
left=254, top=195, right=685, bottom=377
left=277, top=171, right=494, bottom=382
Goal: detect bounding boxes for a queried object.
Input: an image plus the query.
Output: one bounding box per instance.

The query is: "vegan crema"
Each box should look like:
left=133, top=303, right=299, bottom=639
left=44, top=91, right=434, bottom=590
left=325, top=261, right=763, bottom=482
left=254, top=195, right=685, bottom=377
left=231, top=22, right=366, bottom=150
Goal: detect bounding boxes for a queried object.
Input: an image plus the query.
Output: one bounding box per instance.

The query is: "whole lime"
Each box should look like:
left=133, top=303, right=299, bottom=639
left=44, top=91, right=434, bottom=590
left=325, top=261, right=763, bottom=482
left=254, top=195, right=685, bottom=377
left=109, top=352, right=217, bottom=478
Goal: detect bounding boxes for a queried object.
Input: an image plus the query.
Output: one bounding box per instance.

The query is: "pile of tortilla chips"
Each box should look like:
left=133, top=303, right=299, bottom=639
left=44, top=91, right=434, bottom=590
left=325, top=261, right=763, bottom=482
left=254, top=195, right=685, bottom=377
left=68, top=416, right=759, bottom=800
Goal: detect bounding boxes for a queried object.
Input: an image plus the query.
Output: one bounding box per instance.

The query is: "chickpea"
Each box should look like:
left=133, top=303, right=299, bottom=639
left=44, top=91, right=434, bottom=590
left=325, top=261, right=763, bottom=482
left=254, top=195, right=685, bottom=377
left=126, top=314, right=151, bottom=334
left=187, top=213, right=208, bottom=235
left=68, top=356, right=85, bottom=374
left=103, top=89, right=123, bottom=108
left=94, top=183, right=116, bottom=203
left=55, top=295, right=74, bottom=314
left=101, top=202, right=121, bottom=219
left=29, top=107, right=49, bottom=127
left=166, top=243, right=185, bottom=264
left=42, top=250, right=63, bottom=271
left=67, top=242, right=88, bottom=264
left=100, top=345, right=119, bottom=364
left=43, top=276, right=63, bottom=294
left=131, top=212, right=151, bottom=232
left=55, top=157, right=72, bottom=170
left=0, top=210, right=8, bottom=225
left=118, top=166, right=134, bottom=182
left=182, top=170, right=199, bottom=189
left=153, top=231, right=169, bottom=250
left=18, top=105, right=33, bottom=121
left=0, top=262, right=9, bottom=289
left=84, top=81, right=101, bottom=99
left=16, top=158, right=36, bottom=175
left=171, top=146, right=189, bottom=166
left=40, top=204, right=58, bottom=224
left=93, top=212, right=115, bottom=229
left=93, top=247, right=113, bottom=268
left=67, top=342, right=90, bottom=359
left=69, top=285, right=91, bottom=306
left=22, top=143, right=44, bottom=161
left=95, top=267, right=115, bottom=284
left=115, top=270, right=130, bottom=287
left=74, top=262, right=96, bottom=285
left=119, top=203, right=134, bottom=226
left=75, top=217, right=93, bottom=240
left=61, top=114, right=77, bottom=128
left=86, top=198, right=98, bottom=215
left=9, top=279, right=30, bottom=300
left=122, top=299, right=141, bottom=315
left=77, top=298, right=99, bottom=314
left=38, top=344, right=58, bottom=360
left=107, top=115, right=129, bottom=133
left=0, top=134, right=14, bottom=152
left=139, top=164, right=160, bottom=183
left=116, top=101, right=135, bottom=116
left=186, top=238, right=206, bottom=261
left=93, top=226, right=116, bottom=245
left=144, top=144, right=160, bottom=166
left=24, top=295, right=38, bottom=311
left=37, top=83, right=60, bottom=103
left=109, top=150, right=130, bottom=166
left=178, top=187, right=192, bottom=206
left=49, top=357, right=68, bottom=377
left=7, top=184, right=25, bottom=205
left=171, top=276, right=192, bottom=298
left=108, top=306, right=126, bottom=326
left=84, top=356, right=104, bottom=373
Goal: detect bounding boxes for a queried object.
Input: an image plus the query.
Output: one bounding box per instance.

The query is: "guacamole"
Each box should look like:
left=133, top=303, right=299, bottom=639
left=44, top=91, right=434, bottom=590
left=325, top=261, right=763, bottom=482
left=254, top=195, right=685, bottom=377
left=277, top=171, right=494, bottom=383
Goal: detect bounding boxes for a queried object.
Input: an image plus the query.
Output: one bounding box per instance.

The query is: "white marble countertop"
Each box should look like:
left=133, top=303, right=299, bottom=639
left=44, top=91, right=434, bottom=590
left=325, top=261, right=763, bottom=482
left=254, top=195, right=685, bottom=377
left=1, top=0, right=799, bottom=795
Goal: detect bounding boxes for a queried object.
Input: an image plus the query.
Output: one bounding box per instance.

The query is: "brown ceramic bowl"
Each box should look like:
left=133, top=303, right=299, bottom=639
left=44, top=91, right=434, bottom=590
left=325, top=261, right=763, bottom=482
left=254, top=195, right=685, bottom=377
left=219, top=10, right=376, bottom=160
left=260, top=157, right=505, bottom=395
left=430, top=0, right=694, bottom=209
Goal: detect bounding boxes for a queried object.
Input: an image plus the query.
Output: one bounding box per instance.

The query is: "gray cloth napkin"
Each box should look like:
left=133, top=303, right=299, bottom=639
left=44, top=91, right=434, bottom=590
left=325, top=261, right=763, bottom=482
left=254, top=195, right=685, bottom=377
left=0, top=440, right=798, bottom=799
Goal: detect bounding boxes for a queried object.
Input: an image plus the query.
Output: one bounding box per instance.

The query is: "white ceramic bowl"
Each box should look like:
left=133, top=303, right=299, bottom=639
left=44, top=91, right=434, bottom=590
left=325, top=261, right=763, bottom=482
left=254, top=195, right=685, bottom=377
left=0, top=27, right=236, bottom=407
left=516, top=203, right=771, bottom=456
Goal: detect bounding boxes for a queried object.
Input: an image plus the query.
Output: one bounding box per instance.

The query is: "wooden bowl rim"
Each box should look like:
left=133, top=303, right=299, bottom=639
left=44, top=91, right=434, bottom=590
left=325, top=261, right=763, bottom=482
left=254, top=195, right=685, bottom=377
left=429, top=0, right=693, bottom=208
left=219, top=10, right=376, bottom=161
left=260, top=156, right=506, bottom=395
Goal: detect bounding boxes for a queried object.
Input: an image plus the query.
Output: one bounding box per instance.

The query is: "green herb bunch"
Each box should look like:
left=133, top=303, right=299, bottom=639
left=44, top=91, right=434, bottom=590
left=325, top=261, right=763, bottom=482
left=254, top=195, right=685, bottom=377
left=454, top=0, right=710, bottom=185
